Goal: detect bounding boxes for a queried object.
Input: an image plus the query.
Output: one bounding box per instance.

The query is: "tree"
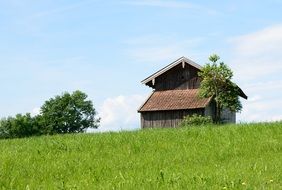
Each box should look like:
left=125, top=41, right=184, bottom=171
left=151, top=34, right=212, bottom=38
left=198, top=54, right=242, bottom=123
left=0, top=90, right=100, bottom=139
left=39, top=90, right=100, bottom=134
left=0, top=113, right=40, bottom=139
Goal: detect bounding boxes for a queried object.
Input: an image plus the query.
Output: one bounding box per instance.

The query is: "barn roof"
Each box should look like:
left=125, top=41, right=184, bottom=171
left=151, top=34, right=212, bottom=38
left=138, top=89, right=212, bottom=112
left=141, top=56, right=202, bottom=85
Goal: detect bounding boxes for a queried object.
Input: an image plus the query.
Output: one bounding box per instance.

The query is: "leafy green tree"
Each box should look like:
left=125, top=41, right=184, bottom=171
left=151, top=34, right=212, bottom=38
left=39, top=90, right=100, bottom=134
left=0, top=113, right=40, bottom=139
left=0, top=90, right=100, bottom=139
left=198, top=54, right=242, bottom=123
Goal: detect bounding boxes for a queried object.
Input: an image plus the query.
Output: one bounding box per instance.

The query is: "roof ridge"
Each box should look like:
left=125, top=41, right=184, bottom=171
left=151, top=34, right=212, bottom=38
left=141, top=56, right=202, bottom=85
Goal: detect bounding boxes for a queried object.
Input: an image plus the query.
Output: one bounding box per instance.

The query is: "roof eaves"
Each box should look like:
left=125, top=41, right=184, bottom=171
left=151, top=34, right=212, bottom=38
left=137, top=91, right=155, bottom=113
left=141, top=56, right=202, bottom=85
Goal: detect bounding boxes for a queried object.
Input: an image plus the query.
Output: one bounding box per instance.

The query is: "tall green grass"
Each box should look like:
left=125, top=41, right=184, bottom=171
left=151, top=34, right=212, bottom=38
left=0, top=123, right=281, bottom=189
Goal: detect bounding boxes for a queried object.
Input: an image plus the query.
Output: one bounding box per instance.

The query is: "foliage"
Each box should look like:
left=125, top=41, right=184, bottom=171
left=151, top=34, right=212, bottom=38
left=39, top=91, right=100, bottom=134
left=180, top=114, right=212, bottom=126
left=0, top=122, right=281, bottom=189
left=0, top=91, right=100, bottom=139
left=0, top=113, right=40, bottom=139
left=198, top=54, right=242, bottom=123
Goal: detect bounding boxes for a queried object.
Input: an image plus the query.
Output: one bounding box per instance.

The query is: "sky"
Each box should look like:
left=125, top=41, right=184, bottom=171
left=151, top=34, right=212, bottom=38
left=1, top=0, right=282, bottom=132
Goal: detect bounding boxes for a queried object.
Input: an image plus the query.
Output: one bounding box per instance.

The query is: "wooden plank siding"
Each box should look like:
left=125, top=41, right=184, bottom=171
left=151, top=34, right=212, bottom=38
left=141, top=109, right=204, bottom=129
left=147, top=64, right=201, bottom=91
left=222, top=109, right=236, bottom=123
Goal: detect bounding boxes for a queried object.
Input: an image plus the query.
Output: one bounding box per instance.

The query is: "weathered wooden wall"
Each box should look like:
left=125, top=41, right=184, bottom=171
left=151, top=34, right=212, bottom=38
left=151, top=64, right=201, bottom=90
left=141, top=109, right=204, bottom=129
left=205, top=102, right=236, bottom=123
left=221, top=109, right=236, bottom=123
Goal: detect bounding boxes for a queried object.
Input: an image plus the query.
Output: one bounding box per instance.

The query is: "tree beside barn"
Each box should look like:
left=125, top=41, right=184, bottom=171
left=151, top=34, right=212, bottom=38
left=138, top=57, right=247, bottom=128
left=199, top=54, right=244, bottom=123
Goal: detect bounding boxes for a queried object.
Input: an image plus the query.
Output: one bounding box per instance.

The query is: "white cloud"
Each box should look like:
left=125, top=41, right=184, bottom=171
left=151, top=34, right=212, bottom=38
left=231, top=25, right=282, bottom=56
left=243, top=81, right=282, bottom=94
left=229, top=25, right=282, bottom=123
left=96, top=94, right=146, bottom=132
left=238, top=96, right=282, bottom=122
left=229, top=25, right=282, bottom=81
left=270, top=115, right=282, bottom=121
left=248, top=95, right=262, bottom=102
left=31, top=107, right=40, bottom=117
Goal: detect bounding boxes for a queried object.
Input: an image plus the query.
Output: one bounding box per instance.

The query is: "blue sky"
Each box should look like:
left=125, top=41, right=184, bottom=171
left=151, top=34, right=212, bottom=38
left=1, top=0, right=282, bottom=131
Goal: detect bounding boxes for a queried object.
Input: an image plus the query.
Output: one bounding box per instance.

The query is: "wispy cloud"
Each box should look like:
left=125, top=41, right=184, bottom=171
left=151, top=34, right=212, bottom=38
left=123, top=0, right=218, bottom=14
left=30, top=0, right=94, bottom=19
left=4, top=0, right=96, bottom=37
left=230, top=24, right=282, bottom=56
left=229, top=24, right=282, bottom=122
left=238, top=92, right=282, bottom=122
left=229, top=24, right=282, bottom=81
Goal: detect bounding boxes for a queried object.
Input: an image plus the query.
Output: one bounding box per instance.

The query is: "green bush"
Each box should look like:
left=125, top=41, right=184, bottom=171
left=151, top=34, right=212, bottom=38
left=180, top=114, right=213, bottom=127
left=0, top=114, right=40, bottom=139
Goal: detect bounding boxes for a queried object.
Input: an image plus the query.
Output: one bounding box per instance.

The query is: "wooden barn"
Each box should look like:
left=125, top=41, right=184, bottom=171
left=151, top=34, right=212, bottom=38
left=138, top=57, right=247, bottom=129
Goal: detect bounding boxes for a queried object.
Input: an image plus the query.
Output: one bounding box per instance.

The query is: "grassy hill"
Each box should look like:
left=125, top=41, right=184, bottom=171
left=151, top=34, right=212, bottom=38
left=0, top=123, right=281, bottom=189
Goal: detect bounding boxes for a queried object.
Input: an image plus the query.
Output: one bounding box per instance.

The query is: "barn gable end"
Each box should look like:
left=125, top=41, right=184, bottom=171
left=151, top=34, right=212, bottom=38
left=142, top=57, right=202, bottom=90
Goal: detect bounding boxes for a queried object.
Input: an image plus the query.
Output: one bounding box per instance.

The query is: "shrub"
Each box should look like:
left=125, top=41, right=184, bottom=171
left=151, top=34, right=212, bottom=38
left=0, top=114, right=40, bottom=139
left=180, top=114, right=213, bottom=127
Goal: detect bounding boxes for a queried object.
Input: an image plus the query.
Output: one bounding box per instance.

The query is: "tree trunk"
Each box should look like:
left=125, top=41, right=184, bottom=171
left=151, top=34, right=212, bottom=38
left=215, top=101, right=221, bottom=124
left=218, top=104, right=221, bottom=123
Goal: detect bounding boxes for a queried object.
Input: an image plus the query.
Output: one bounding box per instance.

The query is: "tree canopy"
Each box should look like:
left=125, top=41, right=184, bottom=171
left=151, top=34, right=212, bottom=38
left=198, top=54, right=242, bottom=123
left=39, top=91, right=100, bottom=134
left=0, top=113, right=40, bottom=139
left=0, top=90, right=100, bottom=139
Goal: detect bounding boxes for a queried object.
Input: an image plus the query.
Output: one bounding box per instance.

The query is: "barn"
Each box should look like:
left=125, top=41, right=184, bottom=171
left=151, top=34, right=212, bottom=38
left=138, top=57, right=247, bottom=129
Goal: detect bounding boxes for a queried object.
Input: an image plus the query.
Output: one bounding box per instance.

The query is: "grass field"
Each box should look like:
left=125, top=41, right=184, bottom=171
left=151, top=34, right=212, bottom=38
left=0, top=123, right=281, bottom=189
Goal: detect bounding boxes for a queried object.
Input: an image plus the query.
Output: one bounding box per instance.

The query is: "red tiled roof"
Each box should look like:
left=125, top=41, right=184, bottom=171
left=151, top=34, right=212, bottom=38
left=138, top=89, right=212, bottom=112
